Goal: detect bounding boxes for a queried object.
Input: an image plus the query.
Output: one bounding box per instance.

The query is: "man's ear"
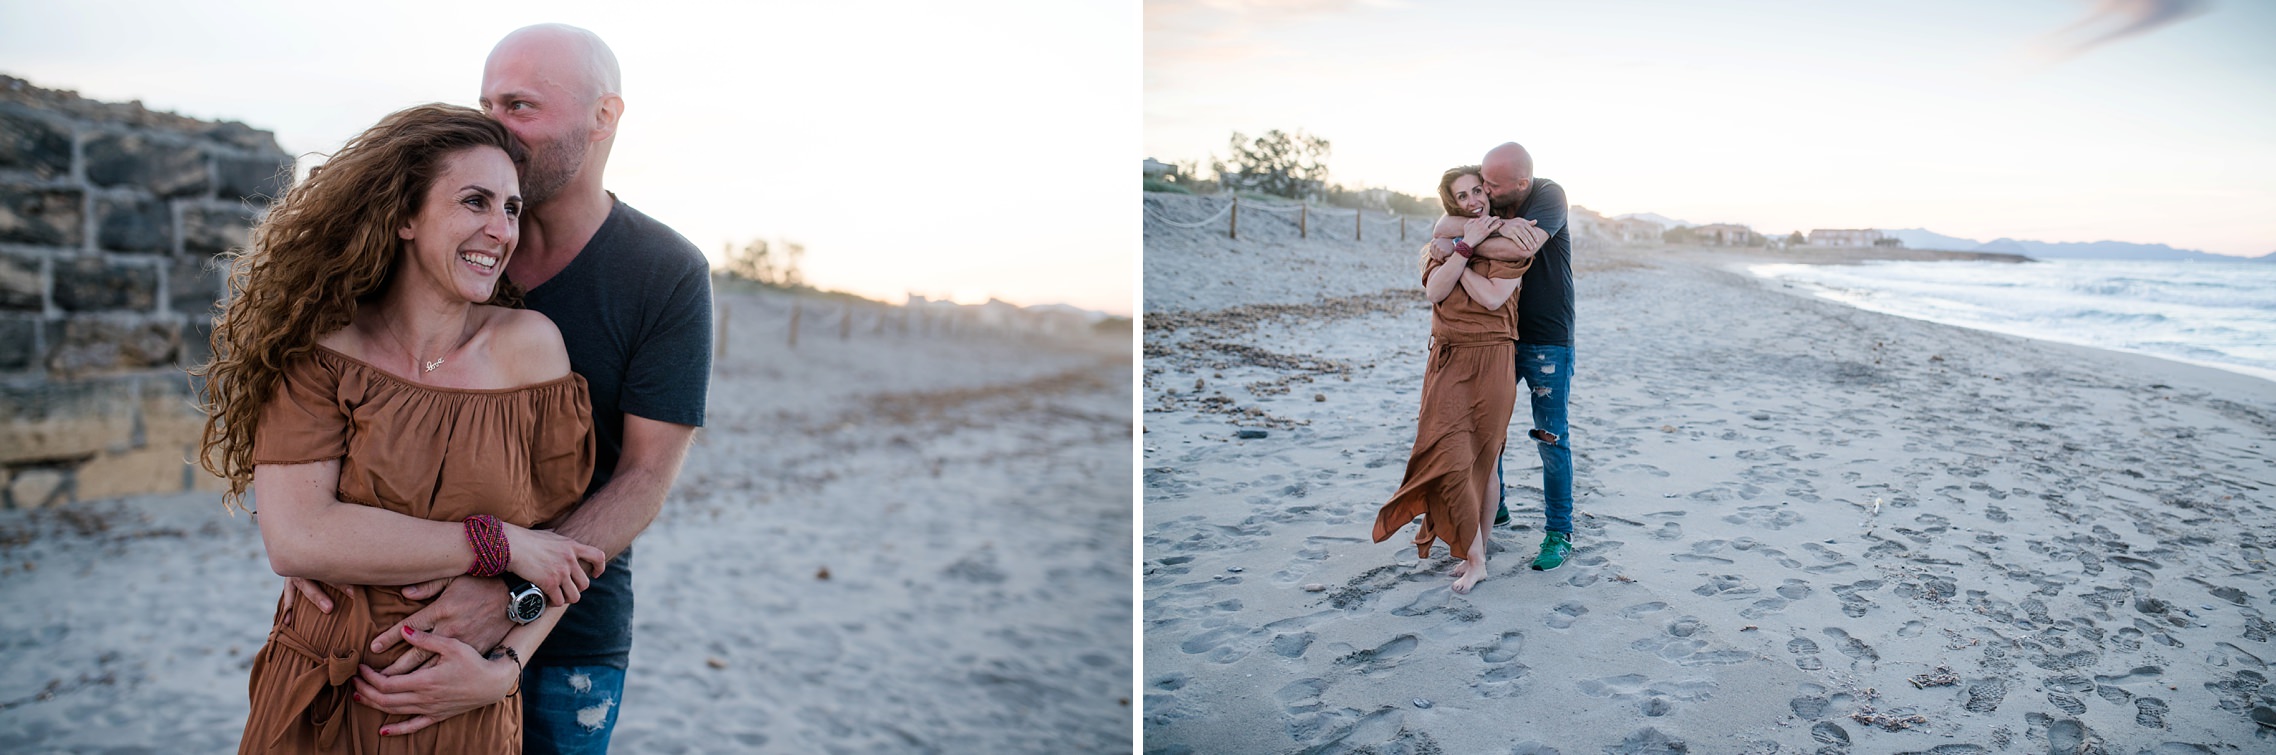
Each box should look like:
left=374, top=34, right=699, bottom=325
left=591, top=94, right=624, bottom=143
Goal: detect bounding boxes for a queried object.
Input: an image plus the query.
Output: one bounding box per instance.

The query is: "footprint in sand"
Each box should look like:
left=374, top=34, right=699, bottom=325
left=1788, top=637, right=1824, bottom=671
left=1790, top=682, right=1832, bottom=719
left=1545, top=601, right=1589, bottom=629
left=1721, top=504, right=1801, bottom=530
left=1964, top=677, right=2005, bottom=713
left=2134, top=696, right=2169, bottom=728
left=1333, top=634, right=1419, bottom=675
left=1671, top=539, right=1735, bottom=564
left=1809, top=721, right=1850, bottom=747
left=1469, top=631, right=1534, bottom=695
left=1831, top=579, right=1883, bottom=618
left=1620, top=602, right=1668, bottom=619
left=1821, top=627, right=1879, bottom=664
left=1270, top=632, right=1314, bottom=658
left=1693, top=574, right=1759, bottom=599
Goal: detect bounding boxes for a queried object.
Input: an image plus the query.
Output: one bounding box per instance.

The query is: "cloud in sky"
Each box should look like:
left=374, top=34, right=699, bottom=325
left=2033, top=0, right=2213, bottom=61
left=1145, top=0, right=1396, bottom=86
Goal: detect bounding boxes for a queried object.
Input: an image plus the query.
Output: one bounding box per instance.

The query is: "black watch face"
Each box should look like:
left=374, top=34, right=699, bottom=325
left=510, top=589, right=546, bottom=623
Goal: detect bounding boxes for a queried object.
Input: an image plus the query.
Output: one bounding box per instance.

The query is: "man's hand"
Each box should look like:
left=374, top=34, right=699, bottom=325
left=353, top=627, right=519, bottom=737
left=1497, top=217, right=1547, bottom=254
left=280, top=577, right=335, bottom=624
left=366, top=576, right=515, bottom=676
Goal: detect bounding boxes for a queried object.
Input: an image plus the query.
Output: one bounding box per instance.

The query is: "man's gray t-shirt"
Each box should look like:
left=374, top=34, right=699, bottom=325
left=1493, top=178, right=1572, bottom=347
left=522, top=197, right=711, bottom=669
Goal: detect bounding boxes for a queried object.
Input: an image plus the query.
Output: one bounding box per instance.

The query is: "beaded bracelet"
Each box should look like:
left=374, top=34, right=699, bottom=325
left=464, top=515, right=510, bottom=577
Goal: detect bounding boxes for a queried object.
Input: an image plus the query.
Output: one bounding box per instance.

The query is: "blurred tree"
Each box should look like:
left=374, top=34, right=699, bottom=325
left=1212, top=129, right=1330, bottom=199
left=1786, top=231, right=1806, bottom=246
left=725, top=239, right=775, bottom=284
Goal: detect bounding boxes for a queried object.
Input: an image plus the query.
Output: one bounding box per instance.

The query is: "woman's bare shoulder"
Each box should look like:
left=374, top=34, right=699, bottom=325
left=480, top=306, right=572, bottom=384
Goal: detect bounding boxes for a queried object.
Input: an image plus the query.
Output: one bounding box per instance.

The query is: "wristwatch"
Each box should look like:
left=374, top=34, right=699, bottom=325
left=503, top=573, right=546, bottom=624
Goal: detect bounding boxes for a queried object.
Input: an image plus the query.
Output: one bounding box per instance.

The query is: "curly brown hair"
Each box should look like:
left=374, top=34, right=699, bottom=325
left=193, top=103, right=527, bottom=511
left=1436, top=164, right=1484, bottom=217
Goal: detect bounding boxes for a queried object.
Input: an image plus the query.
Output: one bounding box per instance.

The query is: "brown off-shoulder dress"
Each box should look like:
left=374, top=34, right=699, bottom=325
left=1372, top=255, right=1532, bottom=562
left=239, top=346, right=594, bottom=754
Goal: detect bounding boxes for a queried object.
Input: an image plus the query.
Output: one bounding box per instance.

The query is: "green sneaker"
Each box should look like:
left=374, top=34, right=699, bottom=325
left=1531, top=531, right=1572, bottom=571
left=1494, top=502, right=1510, bottom=526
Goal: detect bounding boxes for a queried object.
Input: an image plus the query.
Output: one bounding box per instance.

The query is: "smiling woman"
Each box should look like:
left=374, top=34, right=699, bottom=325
left=193, top=103, right=608, bottom=753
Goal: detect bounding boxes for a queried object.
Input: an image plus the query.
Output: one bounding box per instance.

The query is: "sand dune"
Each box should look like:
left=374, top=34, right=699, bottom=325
left=1141, top=193, right=2276, bottom=753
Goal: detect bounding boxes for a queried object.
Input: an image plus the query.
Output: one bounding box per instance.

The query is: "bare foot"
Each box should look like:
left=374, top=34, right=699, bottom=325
left=1452, top=559, right=1471, bottom=579
left=1452, top=558, right=1485, bottom=593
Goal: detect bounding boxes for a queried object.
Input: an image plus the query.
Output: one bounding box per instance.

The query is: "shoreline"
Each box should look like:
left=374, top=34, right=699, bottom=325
left=1684, top=245, right=2276, bottom=388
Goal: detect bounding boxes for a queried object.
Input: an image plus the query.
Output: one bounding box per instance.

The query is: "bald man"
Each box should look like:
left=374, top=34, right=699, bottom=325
left=333, top=23, right=712, bottom=753
left=1470, top=142, right=1576, bottom=571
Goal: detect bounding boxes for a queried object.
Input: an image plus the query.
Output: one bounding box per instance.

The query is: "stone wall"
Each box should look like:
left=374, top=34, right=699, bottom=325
left=0, top=75, right=292, bottom=508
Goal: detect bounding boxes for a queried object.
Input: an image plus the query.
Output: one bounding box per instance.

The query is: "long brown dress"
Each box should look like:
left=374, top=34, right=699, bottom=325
left=1372, top=254, right=1532, bottom=561
left=239, top=346, right=593, bottom=754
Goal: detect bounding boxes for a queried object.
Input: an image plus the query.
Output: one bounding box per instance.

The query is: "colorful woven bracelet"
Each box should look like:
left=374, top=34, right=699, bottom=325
left=464, top=515, right=510, bottom=577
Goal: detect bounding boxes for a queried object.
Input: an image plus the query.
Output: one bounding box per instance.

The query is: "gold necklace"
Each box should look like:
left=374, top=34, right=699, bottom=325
left=383, top=320, right=453, bottom=374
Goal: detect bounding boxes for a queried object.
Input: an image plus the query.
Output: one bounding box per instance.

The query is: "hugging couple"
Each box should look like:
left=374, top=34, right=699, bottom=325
left=1373, top=142, right=1576, bottom=594
left=196, top=24, right=711, bottom=753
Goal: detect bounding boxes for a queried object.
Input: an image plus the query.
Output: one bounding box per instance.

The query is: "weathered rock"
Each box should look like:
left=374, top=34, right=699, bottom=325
left=95, top=194, right=171, bottom=252
left=0, top=250, right=41, bottom=310
left=75, top=444, right=193, bottom=501
left=0, top=108, right=73, bottom=179
left=182, top=203, right=256, bottom=255
left=53, top=256, right=157, bottom=311
left=6, top=467, right=69, bottom=509
left=84, top=131, right=209, bottom=197
left=0, top=377, right=140, bottom=463
left=214, top=154, right=292, bottom=201
left=0, top=315, right=36, bottom=369
left=177, top=318, right=212, bottom=370
left=169, top=256, right=224, bottom=315
left=0, top=185, right=85, bottom=246
left=44, top=315, right=179, bottom=377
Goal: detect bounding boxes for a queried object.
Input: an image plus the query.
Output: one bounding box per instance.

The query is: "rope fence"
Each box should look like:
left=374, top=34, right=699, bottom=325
left=1144, top=195, right=1433, bottom=242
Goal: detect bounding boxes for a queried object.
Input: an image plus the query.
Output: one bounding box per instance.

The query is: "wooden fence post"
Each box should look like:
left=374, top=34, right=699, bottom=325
left=1229, top=196, right=1238, bottom=240
left=716, top=302, right=729, bottom=358
left=789, top=301, right=801, bottom=349
left=1299, top=203, right=1307, bottom=239
left=1355, top=207, right=1362, bottom=241
left=840, top=302, right=852, bottom=340
left=1400, top=214, right=1407, bottom=241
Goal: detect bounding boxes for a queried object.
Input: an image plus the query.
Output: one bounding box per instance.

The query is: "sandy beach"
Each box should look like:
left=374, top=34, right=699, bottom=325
left=1141, top=193, right=2276, bottom=753
left=0, top=287, right=1134, bottom=753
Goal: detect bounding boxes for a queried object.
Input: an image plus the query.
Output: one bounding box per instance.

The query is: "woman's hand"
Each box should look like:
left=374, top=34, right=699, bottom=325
left=354, top=627, right=519, bottom=737
left=1461, top=216, right=1503, bottom=247
left=503, top=523, right=606, bottom=606
left=1428, top=238, right=1455, bottom=262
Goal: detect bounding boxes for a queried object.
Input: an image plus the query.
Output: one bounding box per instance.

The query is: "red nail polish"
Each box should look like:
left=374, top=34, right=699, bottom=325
left=403, top=626, right=414, bottom=636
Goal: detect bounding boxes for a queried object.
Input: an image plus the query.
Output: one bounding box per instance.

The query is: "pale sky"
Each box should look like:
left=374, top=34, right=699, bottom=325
left=1147, top=0, right=2276, bottom=257
left=2, top=0, right=1139, bottom=315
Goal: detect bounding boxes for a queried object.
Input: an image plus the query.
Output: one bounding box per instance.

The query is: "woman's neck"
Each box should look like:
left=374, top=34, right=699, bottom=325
left=369, top=278, right=478, bottom=369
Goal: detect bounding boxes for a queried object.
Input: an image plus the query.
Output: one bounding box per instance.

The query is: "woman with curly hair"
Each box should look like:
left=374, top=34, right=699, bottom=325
left=1371, top=165, right=1535, bottom=594
left=196, top=103, right=607, bottom=751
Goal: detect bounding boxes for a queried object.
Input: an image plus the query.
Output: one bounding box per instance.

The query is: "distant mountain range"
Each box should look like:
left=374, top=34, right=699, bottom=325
left=1880, top=228, right=2271, bottom=263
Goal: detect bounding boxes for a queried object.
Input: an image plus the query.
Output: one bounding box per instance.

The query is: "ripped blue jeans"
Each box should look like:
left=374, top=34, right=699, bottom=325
left=522, top=664, right=624, bottom=754
left=1498, top=344, right=1573, bottom=534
